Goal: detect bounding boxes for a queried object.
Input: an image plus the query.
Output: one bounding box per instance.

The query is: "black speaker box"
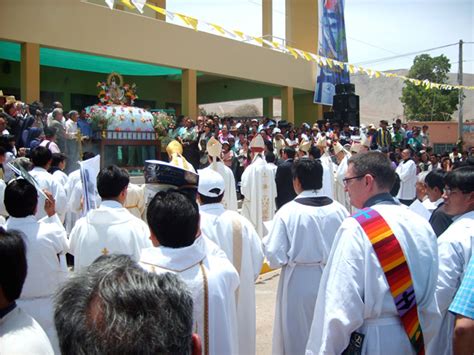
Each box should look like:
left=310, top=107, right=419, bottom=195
left=333, top=94, right=359, bottom=112
left=335, top=83, right=355, bottom=95
left=334, top=111, right=360, bottom=127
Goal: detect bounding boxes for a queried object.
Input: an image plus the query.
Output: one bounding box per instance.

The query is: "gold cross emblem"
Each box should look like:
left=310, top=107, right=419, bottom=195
left=101, top=247, right=109, bottom=255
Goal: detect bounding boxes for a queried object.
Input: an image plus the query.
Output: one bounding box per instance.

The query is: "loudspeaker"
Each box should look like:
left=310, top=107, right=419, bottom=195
left=335, top=83, right=355, bottom=95
left=323, top=111, right=334, bottom=122
left=333, top=94, right=359, bottom=112
left=334, top=111, right=360, bottom=127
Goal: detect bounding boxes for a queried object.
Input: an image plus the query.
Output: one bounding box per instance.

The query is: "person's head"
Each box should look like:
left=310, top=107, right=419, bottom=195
left=282, top=147, right=296, bottom=160
left=5, top=179, right=38, bottom=217
left=68, top=110, right=79, bottom=122
left=0, top=229, right=27, bottom=308
left=82, top=151, right=96, bottom=161
left=430, top=154, right=439, bottom=166
left=309, top=146, right=321, bottom=160
left=147, top=190, right=200, bottom=248
left=51, top=153, right=67, bottom=170
left=401, top=148, right=412, bottom=161
left=422, top=125, right=429, bottom=133
left=30, top=146, right=52, bottom=168
left=197, top=168, right=225, bottom=205
left=345, top=151, right=396, bottom=208
left=292, top=158, right=323, bottom=194
left=55, top=254, right=197, bottom=355
left=0, top=117, right=6, bottom=132
left=442, top=166, right=474, bottom=216
left=97, top=165, right=129, bottom=203
left=425, top=169, right=446, bottom=202
left=380, top=120, right=388, bottom=129
left=415, top=171, right=428, bottom=201
left=44, top=126, right=57, bottom=141
left=441, top=157, right=452, bottom=171
left=52, top=108, right=63, bottom=121
left=265, top=151, right=276, bottom=164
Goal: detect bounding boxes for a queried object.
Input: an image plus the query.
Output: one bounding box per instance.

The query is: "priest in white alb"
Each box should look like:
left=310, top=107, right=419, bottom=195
left=263, top=158, right=348, bottom=355
left=205, top=136, right=238, bottom=211
left=241, top=134, right=277, bottom=237
left=69, top=165, right=151, bottom=271
left=333, top=141, right=352, bottom=212
left=139, top=163, right=239, bottom=355
left=197, top=168, right=264, bottom=355
left=316, top=135, right=335, bottom=199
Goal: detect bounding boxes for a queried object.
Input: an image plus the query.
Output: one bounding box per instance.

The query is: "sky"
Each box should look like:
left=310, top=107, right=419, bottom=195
left=164, top=0, right=474, bottom=74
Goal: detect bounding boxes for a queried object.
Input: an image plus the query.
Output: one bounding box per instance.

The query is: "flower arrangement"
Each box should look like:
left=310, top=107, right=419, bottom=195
left=96, top=72, right=138, bottom=106
left=88, top=106, right=110, bottom=131
left=152, top=111, right=174, bottom=138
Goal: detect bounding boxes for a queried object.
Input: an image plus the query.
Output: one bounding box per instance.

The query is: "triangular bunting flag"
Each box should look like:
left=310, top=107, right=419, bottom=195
left=131, top=0, right=145, bottom=13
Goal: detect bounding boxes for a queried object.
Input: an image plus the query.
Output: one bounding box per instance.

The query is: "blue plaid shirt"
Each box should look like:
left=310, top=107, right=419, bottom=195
left=449, top=255, right=474, bottom=319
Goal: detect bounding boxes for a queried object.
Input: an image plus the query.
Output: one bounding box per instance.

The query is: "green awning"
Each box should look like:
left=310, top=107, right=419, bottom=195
left=0, top=40, right=181, bottom=76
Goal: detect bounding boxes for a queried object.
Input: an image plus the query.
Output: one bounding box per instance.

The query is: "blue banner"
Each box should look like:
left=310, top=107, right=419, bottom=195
left=314, top=0, right=350, bottom=105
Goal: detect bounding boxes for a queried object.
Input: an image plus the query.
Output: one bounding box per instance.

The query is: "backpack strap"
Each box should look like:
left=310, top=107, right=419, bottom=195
left=352, top=207, right=425, bottom=355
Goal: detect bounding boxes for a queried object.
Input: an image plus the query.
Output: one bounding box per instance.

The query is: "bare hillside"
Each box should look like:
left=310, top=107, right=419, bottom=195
left=200, top=71, right=473, bottom=125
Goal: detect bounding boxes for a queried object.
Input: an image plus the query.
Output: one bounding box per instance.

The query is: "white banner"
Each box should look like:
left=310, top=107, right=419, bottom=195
left=79, top=155, right=101, bottom=215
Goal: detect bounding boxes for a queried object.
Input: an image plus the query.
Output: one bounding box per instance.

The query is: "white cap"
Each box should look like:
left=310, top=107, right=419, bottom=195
left=272, top=127, right=281, bottom=134
left=198, top=168, right=225, bottom=197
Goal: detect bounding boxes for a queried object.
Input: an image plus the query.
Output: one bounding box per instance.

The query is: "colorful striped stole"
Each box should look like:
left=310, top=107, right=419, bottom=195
left=353, top=207, right=425, bottom=355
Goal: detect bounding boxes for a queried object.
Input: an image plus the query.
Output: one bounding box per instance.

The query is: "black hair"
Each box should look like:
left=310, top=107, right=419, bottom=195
left=4, top=179, right=38, bottom=217
left=82, top=151, right=96, bottom=161
left=265, top=151, right=276, bottom=163
left=147, top=190, right=199, bottom=248
left=0, top=229, right=27, bottom=303
left=31, top=146, right=52, bottom=167
left=97, top=165, right=129, bottom=199
left=43, top=126, right=57, bottom=138
left=348, top=151, right=396, bottom=190
left=445, top=166, right=474, bottom=193
left=51, top=153, right=67, bottom=167
left=292, top=158, right=323, bottom=190
left=309, top=146, right=321, bottom=160
left=283, top=147, right=296, bottom=159
left=425, top=169, right=446, bottom=191
left=390, top=173, right=401, bottom=197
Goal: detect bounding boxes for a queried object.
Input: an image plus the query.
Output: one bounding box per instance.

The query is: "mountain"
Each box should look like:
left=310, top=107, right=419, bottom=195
left=200, top=71, right=473, bottom=125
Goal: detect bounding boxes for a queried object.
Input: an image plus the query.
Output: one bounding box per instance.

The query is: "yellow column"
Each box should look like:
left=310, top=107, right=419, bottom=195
left=262, top=0, right=272, bottom=47
left=152, top=0, right=166, bottom=21
left=21, top=42, right=40, bottom=103
left=281, top=87, right=294, bottom=124
left=263, top=97, right=274, bottom=118
left=182, top=69, right=197, bottom=119
left=285, top=0, right=318, bottom=53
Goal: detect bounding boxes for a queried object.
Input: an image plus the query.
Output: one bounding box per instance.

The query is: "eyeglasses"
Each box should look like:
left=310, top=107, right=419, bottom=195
left=444, top=187, right=468, bottom=195
left=342, top=175, right=365, bottom=186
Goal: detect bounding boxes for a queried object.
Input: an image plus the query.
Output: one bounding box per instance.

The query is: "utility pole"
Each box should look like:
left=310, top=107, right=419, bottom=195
left=457, top=39, right=463, bottom=142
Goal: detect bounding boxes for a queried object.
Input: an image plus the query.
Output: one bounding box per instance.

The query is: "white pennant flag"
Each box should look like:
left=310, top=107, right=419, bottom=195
left=131, top=0, right=146, bottom=13
left=105, top=0, right=114, bottom=9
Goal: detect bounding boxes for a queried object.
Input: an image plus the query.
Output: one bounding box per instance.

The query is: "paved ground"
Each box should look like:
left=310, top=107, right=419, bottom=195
left=255, top=269, right=280, bottom=354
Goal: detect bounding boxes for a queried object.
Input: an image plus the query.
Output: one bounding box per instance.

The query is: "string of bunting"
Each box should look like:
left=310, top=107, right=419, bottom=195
left=107, top=0, right=474, bottom=91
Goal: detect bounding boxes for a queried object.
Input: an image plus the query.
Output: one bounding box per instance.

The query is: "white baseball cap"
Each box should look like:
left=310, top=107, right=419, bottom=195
left=197, top=168, right=225, bottom=197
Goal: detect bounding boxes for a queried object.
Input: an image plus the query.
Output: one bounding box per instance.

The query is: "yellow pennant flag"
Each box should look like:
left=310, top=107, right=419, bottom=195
left=176, top=14, right=198, bottom=31
left=375, top=71, right=381, bottom=78
left=286, top=46, right=299, bottom=59
left=210, top=23, right=226, bottom=35
left=348, top=64, right=355, bottom=74
left=233, top=30, right=245, bottom=39
left=326, top=58, right=334, bottom=68
left=253, top=37, right=264, bottom=45
left=302, top=51, right=313, bottom=61
left=120, top=0, right=135, bottom=9
left=335, top=60, right=345, bottom=70
left=271, top=41, right=281, bottom=49
left=146, top=3, right=166, bottom=16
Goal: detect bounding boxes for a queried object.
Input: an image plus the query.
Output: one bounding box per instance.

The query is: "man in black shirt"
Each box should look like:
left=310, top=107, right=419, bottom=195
left=425, top=169, right=453, bottom=237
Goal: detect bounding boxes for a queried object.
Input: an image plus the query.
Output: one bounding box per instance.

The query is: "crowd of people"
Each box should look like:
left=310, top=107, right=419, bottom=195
left=0, top=96, right=473, bottom=355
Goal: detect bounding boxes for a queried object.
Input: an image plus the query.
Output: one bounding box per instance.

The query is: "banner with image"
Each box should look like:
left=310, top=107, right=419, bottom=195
left=314, top=0, right=350, bottom=105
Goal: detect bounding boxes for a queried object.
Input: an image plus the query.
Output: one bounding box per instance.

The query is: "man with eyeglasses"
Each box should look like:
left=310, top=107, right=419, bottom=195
left=306, top=151, right=439, bottom=355
left=432, top=166, right=474, bottom=355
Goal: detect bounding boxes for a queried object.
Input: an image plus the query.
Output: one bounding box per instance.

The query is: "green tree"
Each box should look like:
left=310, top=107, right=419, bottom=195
left=400, top=54, right=459, bottom=121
